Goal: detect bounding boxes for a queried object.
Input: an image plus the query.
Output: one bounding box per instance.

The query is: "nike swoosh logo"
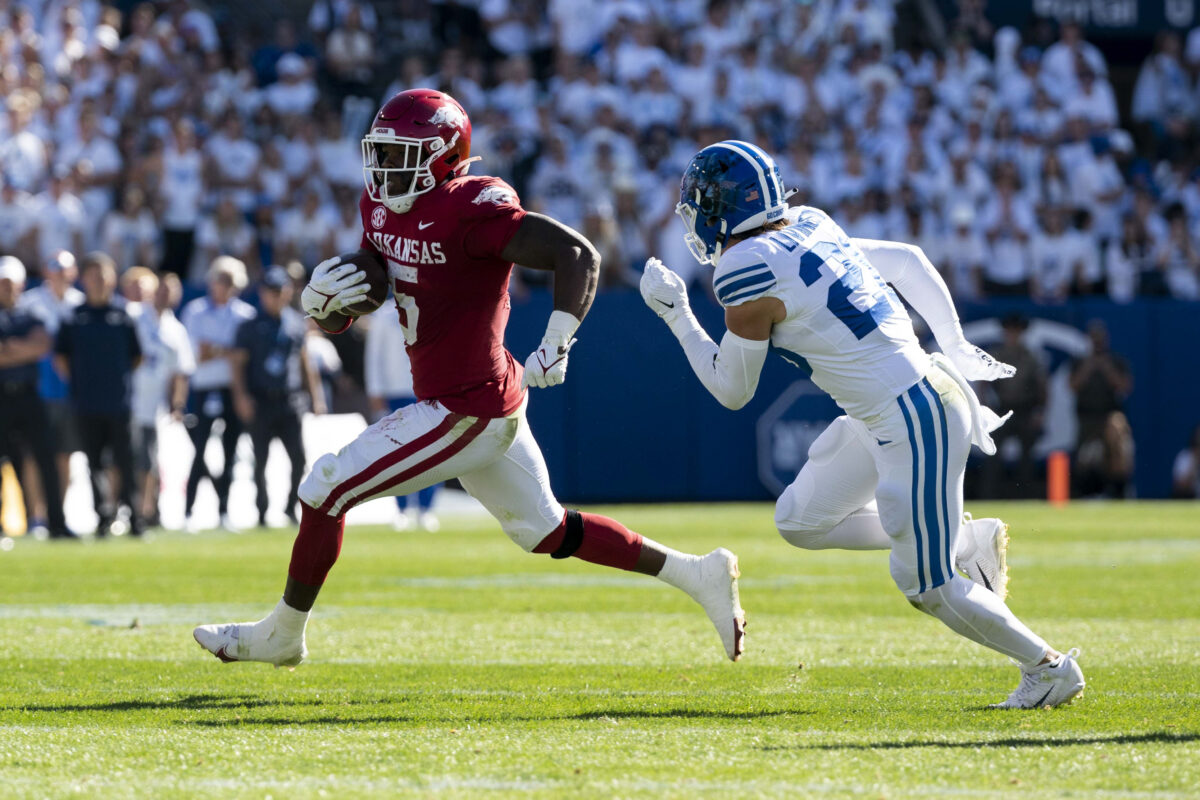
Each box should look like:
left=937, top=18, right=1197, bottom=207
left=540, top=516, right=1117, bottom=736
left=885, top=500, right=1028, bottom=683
left=656, top=299, right=675, bottom=309
left=976, top=561, right=993, bottom=593
left=876, top=439, right=892, bottom=446
left=417, top=221, right=434, bottom=230
left=1033, top=687, right=1054, bottom=707
left=537, top=351, right=566, bottom=374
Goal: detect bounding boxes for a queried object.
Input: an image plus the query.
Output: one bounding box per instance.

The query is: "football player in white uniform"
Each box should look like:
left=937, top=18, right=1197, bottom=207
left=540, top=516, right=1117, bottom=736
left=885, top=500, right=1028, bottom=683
left=641, top=140, right=1084, bottom=709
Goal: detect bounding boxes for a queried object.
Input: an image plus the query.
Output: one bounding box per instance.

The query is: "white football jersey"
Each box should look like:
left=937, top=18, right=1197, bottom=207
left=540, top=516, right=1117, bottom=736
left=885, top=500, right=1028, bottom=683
left=712, top=206, right=928, bottom=419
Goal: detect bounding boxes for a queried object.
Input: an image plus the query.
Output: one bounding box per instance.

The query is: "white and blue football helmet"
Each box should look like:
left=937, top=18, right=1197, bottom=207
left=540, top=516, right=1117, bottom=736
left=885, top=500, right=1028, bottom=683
left=675, top=140, right=792, bottom=265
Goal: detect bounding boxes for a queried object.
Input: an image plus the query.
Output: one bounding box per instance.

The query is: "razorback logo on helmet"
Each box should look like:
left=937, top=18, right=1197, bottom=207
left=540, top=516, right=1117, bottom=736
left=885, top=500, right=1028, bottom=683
left=472, top=186, right=514, bottom=206
left=429, top=104, right=466, bottom=129
left=370, top=206, right=387, bottom=229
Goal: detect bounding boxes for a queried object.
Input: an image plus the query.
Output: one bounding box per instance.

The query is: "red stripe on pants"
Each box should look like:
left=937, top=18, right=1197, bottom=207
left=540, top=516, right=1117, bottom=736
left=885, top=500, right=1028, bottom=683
left=317, top=412, right=464, bottom=515
left=363, top=417, right=491, bottom=502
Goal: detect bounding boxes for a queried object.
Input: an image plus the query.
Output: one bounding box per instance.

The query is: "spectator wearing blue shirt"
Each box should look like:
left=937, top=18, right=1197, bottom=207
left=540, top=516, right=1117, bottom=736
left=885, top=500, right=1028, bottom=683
left=0, top=256, right=73, bottom=539
left=54, top=252, right=143, bottom=537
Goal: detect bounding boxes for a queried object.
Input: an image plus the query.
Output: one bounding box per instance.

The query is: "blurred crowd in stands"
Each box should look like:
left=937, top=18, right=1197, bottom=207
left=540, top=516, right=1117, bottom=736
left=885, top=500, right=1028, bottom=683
left=3, top=1, right=1200, bottom=301
left=3, top=0, right=1200, bottom=539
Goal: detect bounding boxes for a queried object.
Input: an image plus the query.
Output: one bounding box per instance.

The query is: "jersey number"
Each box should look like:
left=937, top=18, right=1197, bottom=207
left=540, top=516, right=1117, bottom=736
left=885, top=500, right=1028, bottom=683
left=788, top=238, right=894, bottom=340
left=393, top=290, right=419, bottom=345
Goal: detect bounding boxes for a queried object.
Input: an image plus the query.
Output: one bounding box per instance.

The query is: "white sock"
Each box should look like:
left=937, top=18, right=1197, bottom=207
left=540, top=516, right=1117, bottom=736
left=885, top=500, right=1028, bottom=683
left=779, top=502, right=891, bottom=551
left=269, top=597, right=310, bottom=637
left=914, top=576, right=1049, bottom=666
left=652, top=542, right=701, bottom=592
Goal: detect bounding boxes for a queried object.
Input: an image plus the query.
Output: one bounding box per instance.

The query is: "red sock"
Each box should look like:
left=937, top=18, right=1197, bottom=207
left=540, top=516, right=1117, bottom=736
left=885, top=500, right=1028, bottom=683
left=287, top=504, right=346, bottom=586
left=533, top=510, right=643, bottom=571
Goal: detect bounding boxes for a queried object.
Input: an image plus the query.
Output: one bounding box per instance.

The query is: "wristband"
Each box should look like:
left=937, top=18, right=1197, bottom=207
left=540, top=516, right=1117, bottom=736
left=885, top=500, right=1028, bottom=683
left=543, top=310, right=580, bottom=346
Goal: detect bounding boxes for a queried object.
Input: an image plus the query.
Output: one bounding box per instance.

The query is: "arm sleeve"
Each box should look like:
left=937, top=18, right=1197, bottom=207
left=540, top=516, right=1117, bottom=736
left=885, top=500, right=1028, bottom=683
left=663, top=310, right=768, bottom=411
left=851, top=237, right=967, bottom=350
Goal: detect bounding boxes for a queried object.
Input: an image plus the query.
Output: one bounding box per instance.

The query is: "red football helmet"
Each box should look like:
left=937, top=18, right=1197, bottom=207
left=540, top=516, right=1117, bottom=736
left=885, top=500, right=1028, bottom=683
left=362, top=88, right=473, bottom=213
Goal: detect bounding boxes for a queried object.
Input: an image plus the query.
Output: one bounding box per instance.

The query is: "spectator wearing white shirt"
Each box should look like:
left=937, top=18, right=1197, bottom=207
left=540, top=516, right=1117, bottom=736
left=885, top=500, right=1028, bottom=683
left=364, top=304, right=441, bottom=532
left=263, top=53, right=319, bottom=118
left=129, top=271, right=193, bottom=527
left=0, top=178, right=38, bottom=266
left=196, top=194, right=256, bottom=275
left=32, top=172, right=86, bottom=265
left=159, top=119, right=205, bottom=279
left=101, top=186, right=158, bottom=271
left=1042, top=21, right=1107, bottom=101
left=1156, top=203, right=1200, bottom=301
left=980, top=163, right=1035, bottom=296
left=940, top=204, right=985, bottom=302
left=179, top=257, right=256, bottom=533
left=277, top=189, right=336, bottom=268
left=55, top=108, right=122, bottom=249
left=206, top=114, right=261, bottom=215
left=0, top=92, right=48, bottom=192
left=1030, top=206, right=1082, bottom=304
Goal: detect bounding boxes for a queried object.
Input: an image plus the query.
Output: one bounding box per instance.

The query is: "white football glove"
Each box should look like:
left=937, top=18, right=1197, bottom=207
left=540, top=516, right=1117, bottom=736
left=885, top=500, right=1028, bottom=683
left=301, top=257, right=371, bottom=320
left=640, top=257, right=690, bottom=322
left=523, top=310, right=580, bottom=389
left=944, top=340, right=1016, bottom=382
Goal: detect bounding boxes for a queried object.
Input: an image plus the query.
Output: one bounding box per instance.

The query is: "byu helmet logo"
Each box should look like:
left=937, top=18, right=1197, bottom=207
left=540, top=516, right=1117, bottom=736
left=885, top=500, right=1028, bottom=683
left=428, top=104, right=466, bottom=129
left=473, top=186, right=514, bottom=206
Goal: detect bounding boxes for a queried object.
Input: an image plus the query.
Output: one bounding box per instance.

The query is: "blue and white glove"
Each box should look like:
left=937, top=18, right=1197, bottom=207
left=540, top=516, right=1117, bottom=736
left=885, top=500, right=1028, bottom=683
left=640, top=257, right=691, bottom=324
left=523, top=310, right=579, bottom=389
left=301, top=257, right=370, bottom=319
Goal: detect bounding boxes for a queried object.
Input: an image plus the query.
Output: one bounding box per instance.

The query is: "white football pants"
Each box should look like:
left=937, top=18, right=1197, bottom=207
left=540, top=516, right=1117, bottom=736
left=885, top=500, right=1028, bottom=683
left=298, top=397, right=564, bottom=551
left=774, top=365, right=1050, bottom=664
left=775, top=366, right=971, bottom=597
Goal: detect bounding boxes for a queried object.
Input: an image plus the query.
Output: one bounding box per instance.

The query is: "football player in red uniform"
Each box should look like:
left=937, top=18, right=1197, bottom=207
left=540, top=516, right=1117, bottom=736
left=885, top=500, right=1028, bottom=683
left=194, top=89, right=745, bottom=667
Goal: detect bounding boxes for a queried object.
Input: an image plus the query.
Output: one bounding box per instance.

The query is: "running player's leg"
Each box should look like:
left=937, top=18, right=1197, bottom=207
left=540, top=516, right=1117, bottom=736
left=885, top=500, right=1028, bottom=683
left=777, top=416, right=1010, bottom=595
left=193, top=400, right=509, bottom=666
left=875, top=373, right=1083, bottom=707
left=459, top=413, right=745, bottom=661
left=774, top=416, right=888, bottom=551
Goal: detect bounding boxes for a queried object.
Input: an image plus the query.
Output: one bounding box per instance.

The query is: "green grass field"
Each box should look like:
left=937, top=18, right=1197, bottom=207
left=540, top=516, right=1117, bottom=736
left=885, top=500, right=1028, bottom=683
left=1, top=501, right=1197, bottom=799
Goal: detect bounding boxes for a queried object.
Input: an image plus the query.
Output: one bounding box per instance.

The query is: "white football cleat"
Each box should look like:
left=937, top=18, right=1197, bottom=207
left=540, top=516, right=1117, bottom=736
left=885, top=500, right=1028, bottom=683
left=957, top=514, right=1009, bottom=600
left=684, top=548, right=746, bottom=662
left=392, top=510, right=415, bottom=532
left=193, top=615, right=307, bottom=668
left=989, top=648, right=1085, bottom=709
left=418, top=512, right=440, bottom=533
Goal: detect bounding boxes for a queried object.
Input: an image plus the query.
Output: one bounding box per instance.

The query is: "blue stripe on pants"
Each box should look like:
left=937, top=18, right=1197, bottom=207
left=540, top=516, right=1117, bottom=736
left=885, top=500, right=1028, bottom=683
left=897, top=393, right=928, bottom=593
left=908, top=383, right=944, bottom=588
left=924, top=378, right=953, bottom=584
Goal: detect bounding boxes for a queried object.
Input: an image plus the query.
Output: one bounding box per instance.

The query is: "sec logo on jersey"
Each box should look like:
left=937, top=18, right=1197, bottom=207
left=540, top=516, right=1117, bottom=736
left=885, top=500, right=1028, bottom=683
left=371, top=206, right=388, bottom=229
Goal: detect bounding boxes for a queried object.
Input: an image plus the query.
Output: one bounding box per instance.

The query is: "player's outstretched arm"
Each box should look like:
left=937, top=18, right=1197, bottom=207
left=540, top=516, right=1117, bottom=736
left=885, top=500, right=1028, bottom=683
left=640, top=258, right=777, bottom=410
left=853, top=238, right=1015, bottom=382
left=502, top=212, right=599, bottom=388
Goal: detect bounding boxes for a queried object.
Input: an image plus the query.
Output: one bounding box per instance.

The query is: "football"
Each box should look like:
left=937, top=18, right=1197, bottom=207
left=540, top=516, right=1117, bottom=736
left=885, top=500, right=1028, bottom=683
left=338, top=249, right=390, bottom=316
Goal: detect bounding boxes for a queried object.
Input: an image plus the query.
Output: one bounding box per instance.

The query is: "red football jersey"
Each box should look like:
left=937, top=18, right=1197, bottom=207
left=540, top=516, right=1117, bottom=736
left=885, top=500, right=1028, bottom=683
left=358, top=175, right=527, bottom=418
